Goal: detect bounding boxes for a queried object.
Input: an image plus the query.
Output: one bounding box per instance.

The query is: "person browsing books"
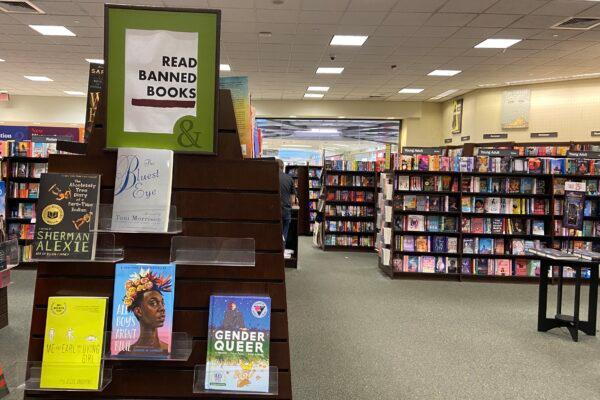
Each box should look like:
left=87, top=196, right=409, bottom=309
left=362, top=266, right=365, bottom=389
left=278, top=159, right=297, bottom=242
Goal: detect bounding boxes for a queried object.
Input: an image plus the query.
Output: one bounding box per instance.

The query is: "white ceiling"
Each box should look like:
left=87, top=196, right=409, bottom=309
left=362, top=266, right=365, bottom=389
left=3, top=0, right=600, bottom=101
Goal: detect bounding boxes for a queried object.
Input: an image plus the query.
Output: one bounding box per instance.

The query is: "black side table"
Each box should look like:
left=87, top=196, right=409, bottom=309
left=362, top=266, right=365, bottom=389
left=538, top=258, right=599, bottom=342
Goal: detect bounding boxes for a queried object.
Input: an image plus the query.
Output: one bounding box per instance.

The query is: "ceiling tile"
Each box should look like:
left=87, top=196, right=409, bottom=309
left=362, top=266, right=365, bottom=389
left=509, top=15, right=565, bottom=28
left=529, top=29, right=584, bottom=40
left=452, top=26, right=502, bottom=39
left=348, top=0, right=398, bottom=11
left=208, top=0, right=254, bottom=7
left=467, top=13, right=522, bottom=28
left=382, top=12, right=431, bottom=26
left=439, top=0, right=498, bottom=13
left=413, top=26, right=461, bottom=37
left=531, top=0, right=595, bottom=16
left=256, top=9, right=299, bottom=23
left=255, top=0, right=301, bottom=9
left=392, top=0, right=447, bottom=12
left=425, top=13, right=477, bottom=27
left=339, top=12, right=388, bottom=25
left=485, top=0, right=549, bottom=15
left=299, top=11, right=343, bottom=24
left=301, top=0, right=350, bottom=10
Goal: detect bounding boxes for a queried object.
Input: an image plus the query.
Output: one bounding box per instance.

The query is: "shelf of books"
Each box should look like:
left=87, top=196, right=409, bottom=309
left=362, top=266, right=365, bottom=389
left=284, top=164, right=311, bottom=236
left=308, top=165, right=322, bottom=233
left=377, top=172, right=394, bottom=275
left=2, top=140, right=55, bottom=262
left=322, top=161, right=377, bottom=252
left=387, top=145, right=600, bottom=282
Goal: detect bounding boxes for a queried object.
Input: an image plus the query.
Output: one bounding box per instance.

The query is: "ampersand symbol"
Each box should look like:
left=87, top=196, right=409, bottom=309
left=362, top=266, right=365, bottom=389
left=176, top=117, right=202, bottom=148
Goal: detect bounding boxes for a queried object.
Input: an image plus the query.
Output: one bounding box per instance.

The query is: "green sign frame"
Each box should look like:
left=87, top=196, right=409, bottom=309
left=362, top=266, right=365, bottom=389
left=105, top=5, right=220, bottom=154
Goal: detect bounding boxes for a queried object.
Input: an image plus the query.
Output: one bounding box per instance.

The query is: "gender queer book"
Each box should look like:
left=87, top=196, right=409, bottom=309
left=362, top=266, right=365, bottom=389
left=110, top=263, right=175, bottom=357
left=40, top=297, right=108, bottom=390
left=112, top=148, right=174, bottom=232
left=205, top=295, right=271, bottom=393
left=32, top=173, right=101, bottom=260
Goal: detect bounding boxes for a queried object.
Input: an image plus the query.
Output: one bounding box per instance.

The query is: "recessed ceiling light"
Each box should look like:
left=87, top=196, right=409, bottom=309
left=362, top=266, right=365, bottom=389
left=64, top=90, right=85, bottom=96
left=330, top=35, right=368, bottom=46
left=338, top=116, right=346, bottom=118
left=29, top=25, right=75, bottom=36
left=307, top=86, right=329, bottom=92
left=428, top=69, right=461, bottom=77
left=85, top=58, right=104, bottom=64
left=24, top=75, right=53, bottom=81
left=220, top=64, right=231, bottom=71
left=0, top=58, right=4, bottom=62
left=304, top=93, right=324, bottom=98
left=316, top=67, right=344, bottom=74
left=475, top=38, right=522, bottom=49
left=429, top=89, right=459, bottom=100
left=398, top=88, right=424, bottom=94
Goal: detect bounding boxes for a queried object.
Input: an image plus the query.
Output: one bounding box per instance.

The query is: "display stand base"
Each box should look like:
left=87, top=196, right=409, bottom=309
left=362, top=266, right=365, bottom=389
left=5, top=362, right=112, bottom=393
left=170, top=236, right=255, bottom=267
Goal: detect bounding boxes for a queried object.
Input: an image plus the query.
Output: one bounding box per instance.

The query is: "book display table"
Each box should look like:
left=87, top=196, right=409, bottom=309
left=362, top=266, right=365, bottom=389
left=535, top=252, right=598, bottom=342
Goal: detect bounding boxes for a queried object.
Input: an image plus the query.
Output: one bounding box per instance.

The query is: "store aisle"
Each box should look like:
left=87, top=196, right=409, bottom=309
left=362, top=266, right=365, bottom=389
left=285, top=238, right=600, bottom=400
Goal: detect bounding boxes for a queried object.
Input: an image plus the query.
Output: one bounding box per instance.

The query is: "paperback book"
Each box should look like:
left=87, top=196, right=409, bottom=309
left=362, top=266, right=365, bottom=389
left=32, top=173, right=101, bottom=260
left=205, top=295, right=271, bottom=393
left=110, top=263, right=175, bottom=357
left=112, top=148, right=174, bottom=232
left=40, top=297, right=108, bottom=390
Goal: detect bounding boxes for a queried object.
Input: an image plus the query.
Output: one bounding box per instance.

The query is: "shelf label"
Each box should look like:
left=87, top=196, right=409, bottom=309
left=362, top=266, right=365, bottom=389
left=567, top=151, right=600, bottom=159
left=444, top=138, right=452, bottom=144
left=460, top=136, right=470, bottom=142
left=530, top=132, right=557, bottom=138
left=565, top=181, right=586, bottom=192
left=591, top=131, right=600, bottom=137
left=401, top=147, right=442, bottom=155
left=478, top=148, right=519, bottom=157
left=483, top=133, right=508, bottom=139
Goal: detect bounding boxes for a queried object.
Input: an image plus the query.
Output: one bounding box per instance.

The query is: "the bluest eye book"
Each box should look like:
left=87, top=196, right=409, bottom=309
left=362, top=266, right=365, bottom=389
left=205, top=295, right=271, bottom=393
left=110, top=263, right=176, bottom=357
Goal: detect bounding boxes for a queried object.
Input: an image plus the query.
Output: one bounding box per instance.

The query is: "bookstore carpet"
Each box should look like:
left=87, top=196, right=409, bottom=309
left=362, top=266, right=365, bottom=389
left=1, top=238, right=599, bottom=400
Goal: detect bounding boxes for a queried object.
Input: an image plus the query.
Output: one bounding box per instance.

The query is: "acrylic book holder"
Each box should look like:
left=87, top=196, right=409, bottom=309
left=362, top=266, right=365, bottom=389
left=4, top=361, right=112, bottom=393
left=192, top=365, right=278, bottom=396
left=29, top=233, right=124, bottom=263
left=103, top=332, right=193, bottom=361
left=93, top=204, right=183, bottom=234
left=170, top=236, right=256, bottom=267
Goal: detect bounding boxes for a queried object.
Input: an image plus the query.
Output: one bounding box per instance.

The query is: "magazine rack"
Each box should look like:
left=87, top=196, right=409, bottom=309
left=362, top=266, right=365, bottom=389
left=93, top=204, right=183, bottom=234
left=170, top=236, right=255, bottom=267
left=28, top=233, right=124, bottom=263
left=192, top=365, right=279, bottom=396
left=5, top=361, right=112, bottom=393
left=25, top=88, right=292, bottom=399
left=103, top=332, right=193, bottom=361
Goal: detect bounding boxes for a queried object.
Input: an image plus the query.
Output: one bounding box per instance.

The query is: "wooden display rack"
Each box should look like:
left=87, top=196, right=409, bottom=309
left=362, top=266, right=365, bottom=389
left=24, top=90, right=293, bottom=399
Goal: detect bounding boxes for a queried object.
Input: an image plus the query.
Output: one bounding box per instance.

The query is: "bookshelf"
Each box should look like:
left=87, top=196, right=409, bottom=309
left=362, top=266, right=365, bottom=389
left=284, top=165, right=311, bottom=236
left=308, top=165, right=322, bottom=233
left=321, top=162, right=377, bottom=252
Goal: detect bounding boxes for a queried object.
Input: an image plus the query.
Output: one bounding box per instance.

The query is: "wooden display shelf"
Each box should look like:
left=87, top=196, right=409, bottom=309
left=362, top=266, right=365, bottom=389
left=8, top=156, right=48, bottom=163
left=395, top=230, right=460, bottom=236
left=323, top=245, right=375, bottom=252
left=24, top=90, right=293, bottom=399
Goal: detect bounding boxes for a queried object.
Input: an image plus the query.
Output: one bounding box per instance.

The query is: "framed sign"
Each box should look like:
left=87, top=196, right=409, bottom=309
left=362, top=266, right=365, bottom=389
left=105, top=5, right=220, bottom=153
left=451, top=98, right=463, bottom=135
left=501, top=89, right=530, bottom=129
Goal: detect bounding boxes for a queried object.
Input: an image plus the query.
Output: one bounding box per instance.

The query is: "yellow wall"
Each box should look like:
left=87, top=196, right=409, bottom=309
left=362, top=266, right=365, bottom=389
left=253, top=100, right=443, bottom=148
left=442, top=78, right=600, bottom=145
left=0, top=95, right=86, bottom=126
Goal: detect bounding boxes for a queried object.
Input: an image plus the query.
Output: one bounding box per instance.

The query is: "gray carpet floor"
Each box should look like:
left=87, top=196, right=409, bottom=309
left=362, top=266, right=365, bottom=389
left=1, top=240, right=600, bottom=399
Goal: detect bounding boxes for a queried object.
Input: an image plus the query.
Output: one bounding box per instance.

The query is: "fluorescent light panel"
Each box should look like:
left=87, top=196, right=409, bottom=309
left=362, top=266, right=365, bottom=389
left=398, top=88, right=424, bottom=94
left=428, top=69, right=461, bottom=76
left=0, top=58, right=4, bottom=62
left=304, top=93, right=324, bottom=98
left=307, top=86, right=329, bottom=92
left=430, top=89, right=459, bottom=100
left=29, top=25, right=75, bottom=36
left=220, top=64, right=231, bottom=71
left=85, top=58, right=104, bottom=64
left=64, top=90, right=85, bottom=96
left=316, top=67, right=344, bottom=74
left=330, top=35, right=368, bottom=46
left=475, top=38, right=521, bottom=49
left=24, top=76, right=52, bottom=81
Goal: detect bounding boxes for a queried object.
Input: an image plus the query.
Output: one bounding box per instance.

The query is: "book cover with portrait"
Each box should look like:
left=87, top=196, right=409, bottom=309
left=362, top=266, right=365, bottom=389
left=32, top=173, right=100, bottom=260
left=110, top=263, right=175, bottom=357
left=205, top=295, right=271, bottom=393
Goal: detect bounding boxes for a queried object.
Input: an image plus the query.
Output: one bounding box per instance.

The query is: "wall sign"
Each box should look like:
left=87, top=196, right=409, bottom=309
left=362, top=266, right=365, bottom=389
left=501, top=89, right=530, bottom=129
left=0, top=126, right=30, bottom=141
left=483, top=133, right=508, bottom=140
left=531, top=132, right=558, bottom=138
left=402, top=147, right=442, bottom=155
left=478, top=148, right=519, bottom=157
left=451, top=98, right=463, bottom=135
left=444, top=138, right=452, bottom=144
left=567, top=151, right=600, bottom=159
left=461, top=136, right=470, bottom=142
left=105, top=5, right=220, bottom=153
left=591, top=131, right=600, bottom=137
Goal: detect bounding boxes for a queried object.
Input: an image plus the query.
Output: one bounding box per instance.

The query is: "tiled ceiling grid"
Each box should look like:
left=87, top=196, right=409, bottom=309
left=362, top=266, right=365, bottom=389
left=3, top=0, right=600, bottom=100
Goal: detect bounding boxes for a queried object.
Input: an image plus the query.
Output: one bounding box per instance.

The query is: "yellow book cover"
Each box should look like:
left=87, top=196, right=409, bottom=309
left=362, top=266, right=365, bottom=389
left=40, top=297, right=108, bottom=390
